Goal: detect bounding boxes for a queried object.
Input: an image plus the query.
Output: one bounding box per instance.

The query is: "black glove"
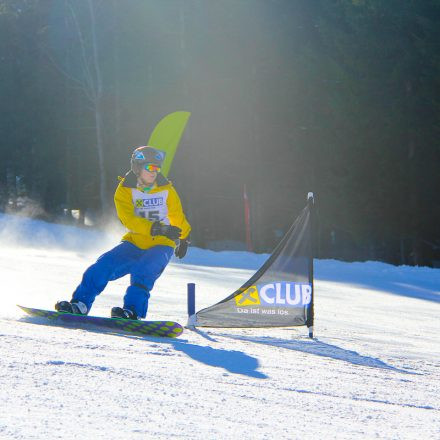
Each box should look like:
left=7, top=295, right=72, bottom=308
left=175, top=238, right=189, bottom=259
left=151, top=221, right=182, bottom=240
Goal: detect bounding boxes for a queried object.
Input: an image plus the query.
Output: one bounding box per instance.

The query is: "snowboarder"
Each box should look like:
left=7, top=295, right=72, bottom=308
left=56, top=146, right=191, bottom=320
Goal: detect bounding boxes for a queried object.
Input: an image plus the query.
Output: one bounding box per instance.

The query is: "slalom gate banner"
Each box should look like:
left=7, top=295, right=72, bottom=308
left=194, top=195, right=315, bottom=329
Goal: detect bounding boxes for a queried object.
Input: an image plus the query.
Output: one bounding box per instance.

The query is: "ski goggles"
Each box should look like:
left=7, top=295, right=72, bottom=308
left=143, top=163, right=161, bottom=173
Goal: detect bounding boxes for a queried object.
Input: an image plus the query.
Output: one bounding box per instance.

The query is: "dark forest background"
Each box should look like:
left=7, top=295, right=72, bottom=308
left=1, top=0, right=439, bottom=266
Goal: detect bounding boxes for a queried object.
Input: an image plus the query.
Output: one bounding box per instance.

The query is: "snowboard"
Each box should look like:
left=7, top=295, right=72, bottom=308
left=18, top=305, right=183, bottom=338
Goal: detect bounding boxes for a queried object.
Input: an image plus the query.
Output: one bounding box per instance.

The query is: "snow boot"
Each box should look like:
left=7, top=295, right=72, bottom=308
left=111, top=307, right=138, bottom=320
left=55, top=300, right=88, bottom=315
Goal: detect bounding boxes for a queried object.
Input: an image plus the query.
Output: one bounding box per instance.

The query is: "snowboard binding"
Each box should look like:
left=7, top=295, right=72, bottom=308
left=111, top=307, right=138, bottom=320
left=55, top=300, right=88, bottom=315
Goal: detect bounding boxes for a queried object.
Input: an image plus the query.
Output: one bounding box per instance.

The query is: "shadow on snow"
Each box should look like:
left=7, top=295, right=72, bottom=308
left=217, top=333, right=419, bottom=375
left=171, top=339, right=267, bottom=379
left=315, top=260, right=440, bottom=303
left=18, top=316, right=268, bottom=379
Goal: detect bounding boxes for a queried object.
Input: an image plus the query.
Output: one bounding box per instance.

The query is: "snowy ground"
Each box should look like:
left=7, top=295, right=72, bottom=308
left=0, top=214, right=439, bottom=439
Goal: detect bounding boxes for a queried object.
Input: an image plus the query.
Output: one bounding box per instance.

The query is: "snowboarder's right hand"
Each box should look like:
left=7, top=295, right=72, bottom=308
left=151, top=221, right=182, bottom=240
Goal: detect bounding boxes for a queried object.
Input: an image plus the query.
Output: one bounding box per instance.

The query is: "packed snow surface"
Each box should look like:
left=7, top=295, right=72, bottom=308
left=0, top=214, right=439, bottom=439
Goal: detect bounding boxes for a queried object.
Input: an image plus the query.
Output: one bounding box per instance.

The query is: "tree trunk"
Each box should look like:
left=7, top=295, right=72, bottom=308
left=88, top=0, right=108, bottom=215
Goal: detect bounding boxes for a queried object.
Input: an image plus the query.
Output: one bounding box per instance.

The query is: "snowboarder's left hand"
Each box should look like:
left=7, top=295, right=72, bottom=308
left=175, top=238, right=189, bottom=259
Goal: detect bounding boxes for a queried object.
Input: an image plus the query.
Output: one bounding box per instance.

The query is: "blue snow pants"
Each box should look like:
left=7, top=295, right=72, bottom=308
left=72, top=241, right=173, bottom=318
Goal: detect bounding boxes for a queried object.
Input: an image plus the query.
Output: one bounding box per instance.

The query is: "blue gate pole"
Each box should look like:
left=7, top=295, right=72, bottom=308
left=186, top=283, right=196, bottom=329
left=187, top=283, right=196, bottom=318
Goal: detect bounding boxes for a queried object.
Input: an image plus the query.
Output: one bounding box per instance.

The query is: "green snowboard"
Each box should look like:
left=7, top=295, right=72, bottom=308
left=18, top=305, right=183, bottom=338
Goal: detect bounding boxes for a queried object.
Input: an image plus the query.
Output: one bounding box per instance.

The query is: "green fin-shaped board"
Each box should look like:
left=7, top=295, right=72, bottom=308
left=148, top=111, right=191, bottom=177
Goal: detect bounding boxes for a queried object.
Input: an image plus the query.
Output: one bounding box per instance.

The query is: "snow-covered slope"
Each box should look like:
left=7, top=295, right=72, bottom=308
left=0, top=214, right=439, bottom=439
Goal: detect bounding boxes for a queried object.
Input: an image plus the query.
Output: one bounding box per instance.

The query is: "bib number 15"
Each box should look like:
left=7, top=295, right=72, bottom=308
left=148, top=210, right=160, bottom=221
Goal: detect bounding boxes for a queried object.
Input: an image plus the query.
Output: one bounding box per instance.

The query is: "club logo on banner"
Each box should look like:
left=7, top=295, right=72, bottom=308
left=235, top=286, right=261, bottom=306
left=235, top=282, right=312, bottom=308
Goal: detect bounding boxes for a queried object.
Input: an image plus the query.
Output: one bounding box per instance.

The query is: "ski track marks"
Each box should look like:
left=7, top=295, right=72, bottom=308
left=0, top=244, right=440, bottom=439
